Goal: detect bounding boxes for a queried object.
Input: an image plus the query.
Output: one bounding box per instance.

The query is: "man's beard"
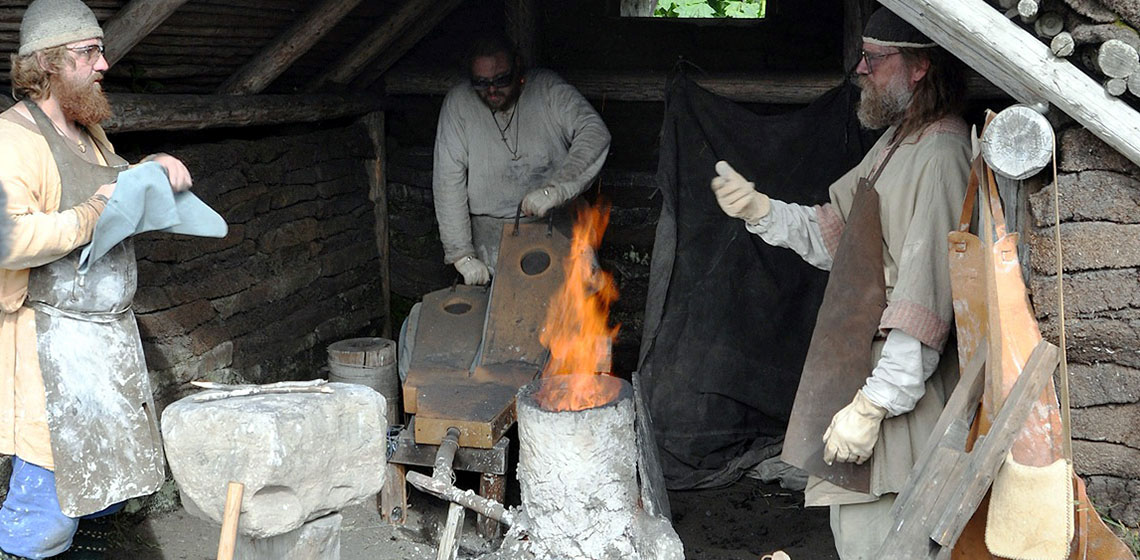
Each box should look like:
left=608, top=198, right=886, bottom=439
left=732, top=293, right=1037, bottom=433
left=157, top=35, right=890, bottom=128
left=53, top=73, right=112, bottom=126
left=856, top=73, right=912, bottom=130
left=478, top=85, right=520, bottom=112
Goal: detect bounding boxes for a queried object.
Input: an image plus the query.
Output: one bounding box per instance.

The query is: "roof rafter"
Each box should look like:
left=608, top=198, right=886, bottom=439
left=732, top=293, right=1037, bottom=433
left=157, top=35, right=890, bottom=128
left=351, top=0, right=463, bottom=90
left=216, top=0, right=365, bottom=95
left=101, top=0, right=190, bottom=66
left=878, top=0, right=1140, bottom=168
left=309, top=0, right=443, bottom=91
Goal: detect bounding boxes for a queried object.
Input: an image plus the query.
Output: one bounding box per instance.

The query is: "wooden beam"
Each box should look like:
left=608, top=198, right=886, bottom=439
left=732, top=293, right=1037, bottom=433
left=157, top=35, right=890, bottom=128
left=101, top=0, right=190, bottom=66
left=878, top=0, right=1140, bottom=169
left=309, top=0, right=438, bottom=91
left=2, top=93, right=379, bottom=133
left=360, top=111, right=391, bottom=339
left=216, top=0, right=364, bottom=95
left=506, top=0, right=539, bottom=68
left=350, top=0, right=464, bottom=90
left=382, top=67, right=1007, bottom=104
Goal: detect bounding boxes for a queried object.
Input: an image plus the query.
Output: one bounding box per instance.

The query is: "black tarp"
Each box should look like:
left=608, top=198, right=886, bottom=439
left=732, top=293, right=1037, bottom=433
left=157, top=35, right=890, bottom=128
left=639, top=75, right=880, bottom=489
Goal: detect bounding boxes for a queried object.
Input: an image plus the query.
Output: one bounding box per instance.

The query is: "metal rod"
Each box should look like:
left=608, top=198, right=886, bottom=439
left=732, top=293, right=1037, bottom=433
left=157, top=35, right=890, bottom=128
left=407, top=470, right=516, bottom=526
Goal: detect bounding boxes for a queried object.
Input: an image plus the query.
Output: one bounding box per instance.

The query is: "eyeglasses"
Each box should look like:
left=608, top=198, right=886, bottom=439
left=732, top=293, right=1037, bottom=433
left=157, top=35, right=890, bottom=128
left=471, top=70, right=515, bottom=90
left=67, top=44, right=105, bottom=63
left=861, top=49, right=900, bottom=74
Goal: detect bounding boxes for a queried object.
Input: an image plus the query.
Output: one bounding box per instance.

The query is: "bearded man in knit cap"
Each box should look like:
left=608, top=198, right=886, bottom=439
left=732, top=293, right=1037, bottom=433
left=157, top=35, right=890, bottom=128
left=710, top=8, right=970, bottom=559
left=0, top=0, right=193, bottom=557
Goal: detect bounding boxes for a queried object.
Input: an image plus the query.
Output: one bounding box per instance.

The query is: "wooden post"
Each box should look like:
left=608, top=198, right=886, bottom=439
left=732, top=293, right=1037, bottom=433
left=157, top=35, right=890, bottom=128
left=878, top=0, right=1140, bottom=170
left=309, top=0, right=437, bottom=91
left=477, top=473, right=506, bottom=539
left=360, top=111, right=391, bottom=339
left=436, top=504, right=465, bottom=560
left=379, top=463, right=408, bottom=525
left=216, top=481, right=244, bottom=560
left=506, top=0, right=540, bottom=69
left=101, top=0, right=191, bottom=66
left=842, top=0, right=876, bottom=73
left=216, top=0, right=365, bottom=95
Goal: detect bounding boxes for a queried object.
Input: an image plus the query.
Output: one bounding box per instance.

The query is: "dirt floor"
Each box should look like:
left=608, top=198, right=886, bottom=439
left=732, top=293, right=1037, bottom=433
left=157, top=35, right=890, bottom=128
left=105, top=476, right=837, bottom=560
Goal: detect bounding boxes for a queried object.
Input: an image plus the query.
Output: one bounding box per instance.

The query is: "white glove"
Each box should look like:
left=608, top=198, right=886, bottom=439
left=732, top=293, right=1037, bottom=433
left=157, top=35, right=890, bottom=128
left=521, top=186, right=560, bottom=218
left=822, top=390, right=888, bottom=465
left=455, top=256, right=490, bottom=285
left=711, top=160, right=771, bottom=224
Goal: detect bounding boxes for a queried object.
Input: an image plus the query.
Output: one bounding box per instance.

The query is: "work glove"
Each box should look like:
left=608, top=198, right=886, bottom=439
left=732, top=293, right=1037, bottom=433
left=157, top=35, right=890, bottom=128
left=521, top=186, right=560, bottom=218
left=455, top=255, right=491, bottom=285
left=822, top=390, right=888, bottom=465
left=710, top=161, right=771, bottom=224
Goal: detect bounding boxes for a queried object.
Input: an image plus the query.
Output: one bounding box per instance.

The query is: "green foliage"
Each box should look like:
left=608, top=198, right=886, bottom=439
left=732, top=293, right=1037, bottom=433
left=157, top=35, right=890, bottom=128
left=655, top=0, right=766, bottom=18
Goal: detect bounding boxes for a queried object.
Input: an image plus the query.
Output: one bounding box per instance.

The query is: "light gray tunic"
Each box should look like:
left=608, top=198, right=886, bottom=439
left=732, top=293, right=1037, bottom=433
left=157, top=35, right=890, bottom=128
left=432, top=69, right=611, bottom=269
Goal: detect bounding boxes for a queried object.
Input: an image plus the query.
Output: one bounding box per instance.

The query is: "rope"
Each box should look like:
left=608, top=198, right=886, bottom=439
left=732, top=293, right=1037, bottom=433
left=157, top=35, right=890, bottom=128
left=1050, top=126, right=1073, bottom=463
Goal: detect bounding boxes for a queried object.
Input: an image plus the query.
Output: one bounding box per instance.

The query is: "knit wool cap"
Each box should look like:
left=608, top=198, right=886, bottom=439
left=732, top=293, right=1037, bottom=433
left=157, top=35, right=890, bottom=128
left=863, top=8, right=936, bottom=49
left=19, top=0, right=103, bottom=56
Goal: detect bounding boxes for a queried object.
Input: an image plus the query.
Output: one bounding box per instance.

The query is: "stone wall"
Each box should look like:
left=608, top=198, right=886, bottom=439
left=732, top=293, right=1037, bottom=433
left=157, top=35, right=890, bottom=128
left=118, top=123, right=386, bottom=410
left=1026, top=126, right=1140, bottom=526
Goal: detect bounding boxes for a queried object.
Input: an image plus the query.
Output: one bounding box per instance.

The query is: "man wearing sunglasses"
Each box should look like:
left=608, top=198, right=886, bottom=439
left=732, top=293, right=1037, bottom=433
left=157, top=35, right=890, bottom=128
left=432, top=33, right=611, bottom=285
left=0, top=0, right=194, bottom=557
left=710, top=9, right=970, bottom=559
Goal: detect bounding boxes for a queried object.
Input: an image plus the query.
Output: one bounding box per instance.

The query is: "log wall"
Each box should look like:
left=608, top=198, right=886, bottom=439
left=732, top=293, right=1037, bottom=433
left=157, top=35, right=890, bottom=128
left=114, top=123, right=386, bottom=409
left=1026, top=125, right=1140, bottom=526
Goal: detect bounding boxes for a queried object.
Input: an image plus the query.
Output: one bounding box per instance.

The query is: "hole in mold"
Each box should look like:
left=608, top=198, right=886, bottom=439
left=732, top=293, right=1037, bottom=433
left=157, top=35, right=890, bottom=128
left=443, top=300, right=472, bottom=314
left=520, top=250, right=551, bottom=276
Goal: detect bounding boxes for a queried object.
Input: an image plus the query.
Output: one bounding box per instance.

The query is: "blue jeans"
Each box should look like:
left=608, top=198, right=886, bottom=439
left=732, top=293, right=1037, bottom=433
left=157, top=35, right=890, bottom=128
left=0, top=457, right=122, bottom=559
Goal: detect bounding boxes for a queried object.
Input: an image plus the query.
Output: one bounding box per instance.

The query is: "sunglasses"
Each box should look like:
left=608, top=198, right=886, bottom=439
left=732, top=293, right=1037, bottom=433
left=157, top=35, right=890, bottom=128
left=471, top=70, right=515, bottom=90
left=67, top=43, right=105, bottom=63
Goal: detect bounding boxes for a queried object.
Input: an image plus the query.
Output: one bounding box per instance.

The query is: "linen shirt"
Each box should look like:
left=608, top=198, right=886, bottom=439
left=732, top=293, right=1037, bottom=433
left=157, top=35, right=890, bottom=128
left=432, top=69, right=611, bottom=266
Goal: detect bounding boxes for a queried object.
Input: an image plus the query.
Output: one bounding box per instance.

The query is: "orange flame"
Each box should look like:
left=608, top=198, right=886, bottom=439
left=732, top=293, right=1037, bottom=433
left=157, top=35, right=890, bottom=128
left=536, top=202, right=621, bottom=412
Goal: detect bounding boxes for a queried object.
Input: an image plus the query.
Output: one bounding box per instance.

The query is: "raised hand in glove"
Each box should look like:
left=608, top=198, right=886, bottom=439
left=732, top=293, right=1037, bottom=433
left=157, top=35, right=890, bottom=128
left=710, top=161, right=771, bottom=224
left=521, top=186, right=560, bottom=218
left=822, top=390, right=888, bottom=465
left=455, top=255, right=491, bottom=285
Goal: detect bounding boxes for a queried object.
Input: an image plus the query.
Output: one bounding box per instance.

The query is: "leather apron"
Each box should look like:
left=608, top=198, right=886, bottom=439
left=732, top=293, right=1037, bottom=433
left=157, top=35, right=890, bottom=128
left=22, top=102, right=165, bottom=517
left=781, top=143, right=901, bottom=493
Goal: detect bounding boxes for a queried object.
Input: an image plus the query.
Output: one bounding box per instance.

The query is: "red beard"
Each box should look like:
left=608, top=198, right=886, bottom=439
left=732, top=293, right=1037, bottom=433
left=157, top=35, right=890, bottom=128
left=53, top=73, right=112, bottom=126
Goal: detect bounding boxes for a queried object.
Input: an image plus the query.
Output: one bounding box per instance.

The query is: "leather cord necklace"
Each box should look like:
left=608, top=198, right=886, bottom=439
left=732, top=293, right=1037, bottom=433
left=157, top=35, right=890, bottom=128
left=492, top=105, right=521, bottom=161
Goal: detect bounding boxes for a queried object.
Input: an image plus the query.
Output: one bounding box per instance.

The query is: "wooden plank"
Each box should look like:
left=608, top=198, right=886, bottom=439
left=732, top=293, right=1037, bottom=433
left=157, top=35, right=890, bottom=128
left=632, top=371, right=671, bottom=521
left=360, top=112, right=391, bottom=338
left=436, top=503, right=465, bottom=560
left=309, top=0, right=437, bottom=90
left=101, top=0, right=191, bottom=66
left=414, top=380, right=520, bottom=449
left=378, top=463, right=407, bottom=525
left=930, top=340, right=1061, bottom=546
left=350, top=0, right=463, bottom=90
left=878, top=0, right=1140, bottom=169
left=381, top=67, right=1007, bottom=103
left=216, top=0, right=365, bottom=95
left=0, top=93, right=380, bottom=133
left=506, top=0, right=539, bottom=68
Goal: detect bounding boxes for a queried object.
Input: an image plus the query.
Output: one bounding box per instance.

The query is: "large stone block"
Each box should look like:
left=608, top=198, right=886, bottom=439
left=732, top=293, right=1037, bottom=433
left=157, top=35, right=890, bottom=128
left=1085, top=475, right=1140, bottom=527
left=1074, top=440, right=1140, bottom=480
left=1068, top=362, right=1140, bottom=407
left=1072, top=402, right=1140, bottom=448
left=1029, top=268, right=1140, bottom=319
left=1028, top=171, right=1140, bottom=228
left=1027, top=222, right=1140, bottom=273
left=162, top=383, right=387, bottom=538
left=1060, top=127, right=1140, bottom=176
left=235, top=513, right=342, bottom=560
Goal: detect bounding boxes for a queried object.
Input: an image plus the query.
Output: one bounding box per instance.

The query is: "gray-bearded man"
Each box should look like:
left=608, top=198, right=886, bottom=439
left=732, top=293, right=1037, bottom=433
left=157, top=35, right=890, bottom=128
left=710, top=9, right=970, bottom=559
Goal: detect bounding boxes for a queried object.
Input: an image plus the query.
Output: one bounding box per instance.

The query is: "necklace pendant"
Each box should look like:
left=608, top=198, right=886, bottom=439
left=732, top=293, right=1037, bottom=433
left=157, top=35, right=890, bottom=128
left=78, top=142, right=86, bottom=153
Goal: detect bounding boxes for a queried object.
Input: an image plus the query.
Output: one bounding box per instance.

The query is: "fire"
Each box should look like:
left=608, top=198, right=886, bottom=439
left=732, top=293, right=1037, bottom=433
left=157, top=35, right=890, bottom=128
left=537, top=202, right=621, bottom=412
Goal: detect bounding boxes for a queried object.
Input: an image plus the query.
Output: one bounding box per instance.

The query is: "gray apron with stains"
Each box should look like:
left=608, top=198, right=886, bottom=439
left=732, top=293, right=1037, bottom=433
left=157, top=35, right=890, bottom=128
left=22, top=102, right=165, bottom=517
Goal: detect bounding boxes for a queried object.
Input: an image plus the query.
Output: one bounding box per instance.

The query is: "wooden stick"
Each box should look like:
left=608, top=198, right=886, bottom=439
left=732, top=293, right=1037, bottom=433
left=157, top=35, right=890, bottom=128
left=217, top=481, right=244, bottom=560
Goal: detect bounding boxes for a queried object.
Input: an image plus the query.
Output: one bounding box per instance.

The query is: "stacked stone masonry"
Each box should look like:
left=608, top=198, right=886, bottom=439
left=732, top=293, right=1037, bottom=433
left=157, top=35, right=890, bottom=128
left=1028, top=126, right=1140, bottom=526
left=124, top=124, right=386, bottom=411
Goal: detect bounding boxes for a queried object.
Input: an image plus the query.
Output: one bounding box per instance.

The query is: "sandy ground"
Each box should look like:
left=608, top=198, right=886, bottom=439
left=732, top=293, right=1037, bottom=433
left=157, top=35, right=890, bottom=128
left=105, top=476, right=837, bottom=560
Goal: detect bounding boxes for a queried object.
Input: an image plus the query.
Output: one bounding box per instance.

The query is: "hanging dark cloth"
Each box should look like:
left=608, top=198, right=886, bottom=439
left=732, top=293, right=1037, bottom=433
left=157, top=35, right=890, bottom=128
left=639, top=74, right=880, bottom=489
